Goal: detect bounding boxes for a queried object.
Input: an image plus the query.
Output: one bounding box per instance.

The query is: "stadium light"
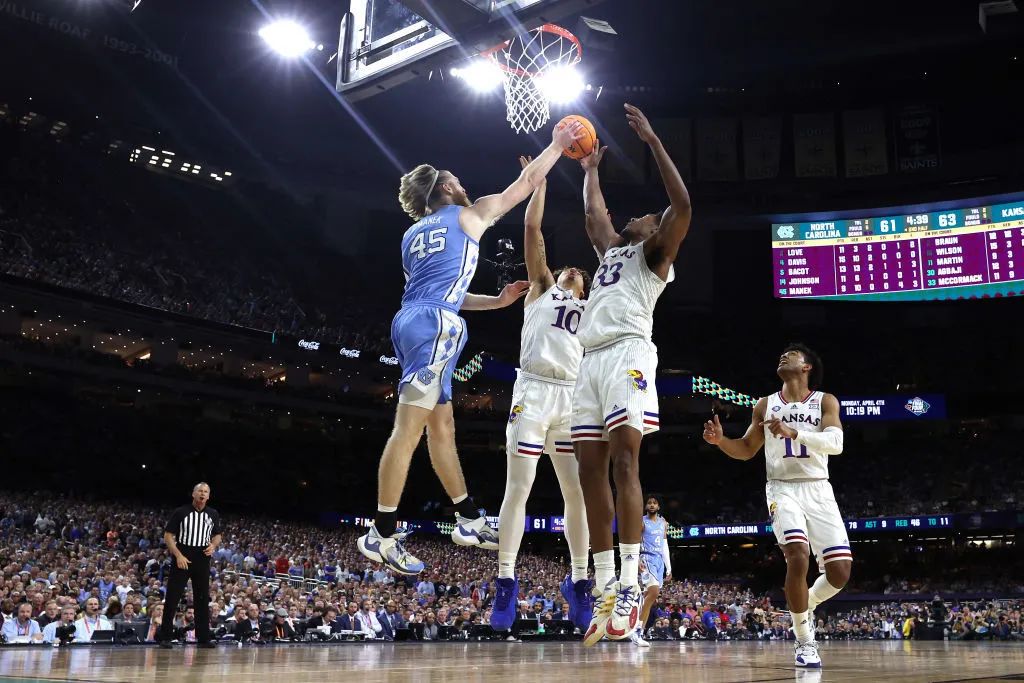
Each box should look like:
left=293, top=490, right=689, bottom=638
left=536, top=65, right=585, bottom=103
left=451, top=60, right=504, bottom=93
left=259, top=20, right=315, bottom=58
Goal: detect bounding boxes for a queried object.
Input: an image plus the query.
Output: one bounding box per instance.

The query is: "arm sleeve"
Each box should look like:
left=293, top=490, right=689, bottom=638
left=661, top=533, right=672, bottom=576
left=793, top=426, right=844, bottom=455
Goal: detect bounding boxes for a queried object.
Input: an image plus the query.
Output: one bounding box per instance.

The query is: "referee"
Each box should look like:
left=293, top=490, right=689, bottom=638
left=158, top=482, right=222, bottom=649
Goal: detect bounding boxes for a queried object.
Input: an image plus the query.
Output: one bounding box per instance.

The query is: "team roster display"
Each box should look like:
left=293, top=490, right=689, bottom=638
left=772, top=198, right=1024, bottom=301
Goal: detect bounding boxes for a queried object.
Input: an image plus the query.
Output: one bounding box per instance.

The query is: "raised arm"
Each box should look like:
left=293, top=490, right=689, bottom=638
left=460, top=122, right=584, bottom=240
left=519, top=155, right=555, bottom=304
left=624, top=104, right=693, bottom=279
left=580, top=142, right=623, bottom=258
left=702, top=398, right=767, bottom=462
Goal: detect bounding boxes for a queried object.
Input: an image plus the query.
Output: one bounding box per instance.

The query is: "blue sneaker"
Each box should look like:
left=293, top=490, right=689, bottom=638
left=357, top=524, right=425, bottom=575
left=489, top=577, right=518, bottom=631
left=573, top=577, right=595, bottom=630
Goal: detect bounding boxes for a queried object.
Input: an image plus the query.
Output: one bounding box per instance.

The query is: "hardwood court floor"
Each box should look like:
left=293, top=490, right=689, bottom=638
left=1, top=641, right=1022, bottom=683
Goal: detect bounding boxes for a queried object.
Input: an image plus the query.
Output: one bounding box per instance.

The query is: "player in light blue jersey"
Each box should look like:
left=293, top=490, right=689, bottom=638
left=357, top=120, right=586, bottom=576
left=633, top=496, right=671, bottom=647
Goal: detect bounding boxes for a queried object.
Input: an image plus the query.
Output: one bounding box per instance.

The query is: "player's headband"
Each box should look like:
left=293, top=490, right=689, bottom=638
left=425, top=169, right=440, bottom=203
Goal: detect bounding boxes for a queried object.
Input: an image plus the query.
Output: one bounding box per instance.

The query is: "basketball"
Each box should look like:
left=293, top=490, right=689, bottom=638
left=556, top=114, right=597, bottom=160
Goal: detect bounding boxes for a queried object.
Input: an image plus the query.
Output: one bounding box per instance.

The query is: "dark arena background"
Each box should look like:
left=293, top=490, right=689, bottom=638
left=1, top=0, right=1024, bottom=681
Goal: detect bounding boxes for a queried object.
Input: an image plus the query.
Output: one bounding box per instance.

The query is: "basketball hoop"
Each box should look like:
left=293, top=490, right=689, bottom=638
left=483, top=24, right=582, bottom=134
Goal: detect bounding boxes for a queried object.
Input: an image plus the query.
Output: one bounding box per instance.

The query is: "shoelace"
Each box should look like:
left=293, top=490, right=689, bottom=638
left=387, top=537, right=419, bottom=567
left=613, top=586, right=636, bottom=616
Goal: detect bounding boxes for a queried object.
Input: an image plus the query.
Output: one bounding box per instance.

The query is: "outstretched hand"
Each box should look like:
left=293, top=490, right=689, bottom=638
left=625, top=103, right=658, bottom=144
left=553, top=119, right=585, bottom=149
left=579, top=141, right=608, bottom=171
left=497, top=280, right=531, bottom=307
left=702, top=414, right=724, bottom=445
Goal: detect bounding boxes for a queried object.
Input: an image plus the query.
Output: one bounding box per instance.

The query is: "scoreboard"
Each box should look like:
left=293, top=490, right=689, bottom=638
left=772, top=197, right=1024, bottom=301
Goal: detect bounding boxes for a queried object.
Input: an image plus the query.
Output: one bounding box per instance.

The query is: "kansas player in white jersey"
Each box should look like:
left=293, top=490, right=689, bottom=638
left=573, top=105, right=693, bottom=646
left=357, top=121, right=585, bottom=576
left=703, top=344, right=851, bottom=669
left=490, top=156, right=593, bottom=634
left=633, top=496, right=672, bottom=648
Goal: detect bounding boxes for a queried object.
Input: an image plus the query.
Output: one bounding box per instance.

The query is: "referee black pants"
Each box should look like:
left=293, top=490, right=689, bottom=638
left=159, top=546, right=212, bottom=642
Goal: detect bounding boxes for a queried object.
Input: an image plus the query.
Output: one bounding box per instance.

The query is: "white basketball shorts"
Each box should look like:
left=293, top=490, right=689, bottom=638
left=766, top=479, right=853, bottom=571
left=571, top=338, right=660, bottom=443
left=506, top=372, right=575, bottom=458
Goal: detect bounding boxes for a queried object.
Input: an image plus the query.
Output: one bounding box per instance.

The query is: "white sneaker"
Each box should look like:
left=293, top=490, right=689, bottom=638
left=630, top=629, right=650, bottom=648
left=582, top=579, right=617, bottom=647
left=604, top=582, right=643, bottom=641
left=795, top=640, right=822, bottom=669
left=451, top=514, right=499, bottom=550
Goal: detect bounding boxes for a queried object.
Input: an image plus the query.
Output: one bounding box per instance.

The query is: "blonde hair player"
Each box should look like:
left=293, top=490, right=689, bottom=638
left=357, top=120, right=586, bottom=576
left=572, top=104, right=693, bottom=646
left=489, top=155, right=592, bottom=634
left=702, top=343, right=852, bottom=669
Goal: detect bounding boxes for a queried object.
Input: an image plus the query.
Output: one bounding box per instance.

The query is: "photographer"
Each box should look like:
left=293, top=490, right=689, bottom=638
left=42, top=606, right=78, bottom=644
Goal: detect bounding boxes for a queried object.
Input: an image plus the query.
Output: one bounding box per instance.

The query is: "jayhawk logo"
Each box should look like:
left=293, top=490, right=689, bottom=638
left=508, top=404, right=524, bottom=424
left=769, top=501, right=778, bottom=519
left=627, top=369, right=648, bottom=392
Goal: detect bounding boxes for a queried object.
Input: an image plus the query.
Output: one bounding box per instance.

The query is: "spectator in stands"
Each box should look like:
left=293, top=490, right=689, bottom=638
left=422, top=612, right=439, bottom=641
left=42, top=605, right=78, bottom=644
left=266, top=608, right=296, bottom=641
left=1, top=602, right=43, bottom=642
left=113, top=602, right=138, bottom=623
left=338, top=602, right=359, bottom=631
left=377, top=600, right=403, bottom=640
left=144, top=604, right=164, bottom=642
left=37, top=600, right=60, bottom=628
left=72, top=597, right=112, bottom=642
left=234, top=604, right=263, bottom=643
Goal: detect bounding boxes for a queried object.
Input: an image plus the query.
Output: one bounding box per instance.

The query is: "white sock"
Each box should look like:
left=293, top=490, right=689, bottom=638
left=496, top=453, right=537, bottom=581
left=808, top=573, right=843, bottom=607
left=618, top=543, right=641, bottom=587
left=451, top=493, right=468, bottom=504
left=549, top=453, right=590, bottom=584
left=792, top=610, right=812, bottom=642
left=570, top=556, right=588, bottom=584
left=593, top=550, right=615, bottom=589
left=498, top=552, right=516, bottom=580
left=376, top=504, right=397, bottom=512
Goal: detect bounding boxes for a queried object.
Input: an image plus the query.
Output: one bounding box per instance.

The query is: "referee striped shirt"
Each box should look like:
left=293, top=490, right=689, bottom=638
left=165, top=505, right=221, bottom=548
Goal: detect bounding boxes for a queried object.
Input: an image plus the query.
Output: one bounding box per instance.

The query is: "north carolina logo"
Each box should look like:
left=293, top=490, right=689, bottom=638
left=416, top=368, right=436, bottom=385
left=627, top=369, right=648, bottom=392
left=777, top=225, right=796, bottom=239
left=508, top=404, right=524, bottom=424
left=769, top=502, right=778, bottom=519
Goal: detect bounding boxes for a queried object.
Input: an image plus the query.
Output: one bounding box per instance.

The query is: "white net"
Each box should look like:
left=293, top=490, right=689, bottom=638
left=487, top=25, right=581, bottom=134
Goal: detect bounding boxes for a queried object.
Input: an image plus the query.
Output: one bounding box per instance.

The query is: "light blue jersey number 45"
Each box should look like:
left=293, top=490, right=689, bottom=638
left=410, top=228, right=448, bottom=259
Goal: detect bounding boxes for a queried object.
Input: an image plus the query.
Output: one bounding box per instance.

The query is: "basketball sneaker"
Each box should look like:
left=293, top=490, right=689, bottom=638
left=357, top=524, right=425, bottom=575
left=604, top=582, right=643, bottom=641
left=451, top=514, right=499, bottom=550
left=795, top=640, right=822, bottom=668
left=582, top=579, right=618, bottom=647
left=630, top=628, right=650, bottom=648
left=559, top=575, right=595, bottom=631
left=489, top=577, right=519, bottom=631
